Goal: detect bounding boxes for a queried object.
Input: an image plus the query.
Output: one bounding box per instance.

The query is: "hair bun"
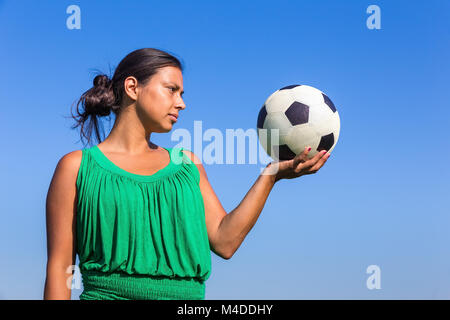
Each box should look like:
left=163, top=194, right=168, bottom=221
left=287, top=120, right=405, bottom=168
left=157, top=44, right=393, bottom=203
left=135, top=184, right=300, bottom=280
left=79, top=74, right=116, bottom=118
left=93, top=74, right=112, bottom=88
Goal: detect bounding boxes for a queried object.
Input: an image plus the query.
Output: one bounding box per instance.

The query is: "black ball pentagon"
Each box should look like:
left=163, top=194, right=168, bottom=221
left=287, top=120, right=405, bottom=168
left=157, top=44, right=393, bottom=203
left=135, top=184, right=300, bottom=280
left=273, top=144, right=296, bottom=161
left=285, top=101, right=309, bottom=126
left=317, top=133, right=334, bottom=152
left=322, top=93, right=336, bottom=113
left=257, top=105, right=267, bottom=129
left=279, top=84, right=302, bottom=90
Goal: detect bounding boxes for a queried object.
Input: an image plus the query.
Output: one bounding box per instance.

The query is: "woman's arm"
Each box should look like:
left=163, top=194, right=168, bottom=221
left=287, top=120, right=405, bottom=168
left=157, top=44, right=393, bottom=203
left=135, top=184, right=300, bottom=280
left=44, top=150, right=82, bottom=300
left=182, top=147, right=330, bottom=259
left=214, top=167, right=276, bottom=259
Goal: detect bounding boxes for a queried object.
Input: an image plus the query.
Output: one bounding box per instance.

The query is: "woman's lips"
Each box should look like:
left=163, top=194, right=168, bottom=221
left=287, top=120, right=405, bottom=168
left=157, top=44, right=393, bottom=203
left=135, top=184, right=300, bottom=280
left=169, top=114, right=178, bottom=122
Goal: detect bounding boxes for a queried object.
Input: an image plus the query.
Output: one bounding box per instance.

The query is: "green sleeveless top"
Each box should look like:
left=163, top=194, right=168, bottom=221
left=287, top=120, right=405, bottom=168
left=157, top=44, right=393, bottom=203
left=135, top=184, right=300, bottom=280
left=75, top=145, right=212, bottom=300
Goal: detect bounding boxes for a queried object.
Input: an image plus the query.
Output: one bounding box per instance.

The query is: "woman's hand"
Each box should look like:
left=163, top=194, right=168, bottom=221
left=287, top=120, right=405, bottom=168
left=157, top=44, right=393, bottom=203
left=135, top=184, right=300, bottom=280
left=264, top=146, right=331, bottom=183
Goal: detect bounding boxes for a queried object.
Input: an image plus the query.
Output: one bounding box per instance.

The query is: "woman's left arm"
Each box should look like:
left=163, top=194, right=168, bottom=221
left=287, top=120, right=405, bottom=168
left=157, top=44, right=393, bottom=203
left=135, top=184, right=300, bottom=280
left=181, top=147, right=330, bottom=260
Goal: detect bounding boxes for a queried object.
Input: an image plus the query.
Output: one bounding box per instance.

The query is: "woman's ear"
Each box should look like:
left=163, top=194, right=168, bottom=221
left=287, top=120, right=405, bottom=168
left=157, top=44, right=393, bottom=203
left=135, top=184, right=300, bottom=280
left=123, top=76, right=139, bottom=101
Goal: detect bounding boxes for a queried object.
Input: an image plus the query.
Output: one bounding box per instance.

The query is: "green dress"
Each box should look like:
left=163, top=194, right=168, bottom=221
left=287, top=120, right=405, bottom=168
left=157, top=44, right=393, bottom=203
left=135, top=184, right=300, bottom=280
left=75, top=145, right=211, bottom=300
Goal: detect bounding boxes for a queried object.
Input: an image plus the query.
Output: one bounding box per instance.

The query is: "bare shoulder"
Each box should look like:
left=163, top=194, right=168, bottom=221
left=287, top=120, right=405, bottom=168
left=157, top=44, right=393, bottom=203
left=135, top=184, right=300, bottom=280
left=180, top=149, right=202, bottom=165
left=57, top=150, right=83, bottom=173
left=180, top=149, right=209, bottom=180
left=49, top=150, right=84, bottom=187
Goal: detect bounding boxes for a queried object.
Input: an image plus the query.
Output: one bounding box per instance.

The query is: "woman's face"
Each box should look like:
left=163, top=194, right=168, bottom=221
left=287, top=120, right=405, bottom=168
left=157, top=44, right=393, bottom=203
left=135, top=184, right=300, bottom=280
left=135, top=66, right=185, bottom=133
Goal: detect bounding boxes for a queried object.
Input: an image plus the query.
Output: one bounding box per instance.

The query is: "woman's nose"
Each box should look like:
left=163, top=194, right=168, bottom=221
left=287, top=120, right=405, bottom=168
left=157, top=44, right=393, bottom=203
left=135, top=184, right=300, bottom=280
left=177, top=100, right=186, bottom=109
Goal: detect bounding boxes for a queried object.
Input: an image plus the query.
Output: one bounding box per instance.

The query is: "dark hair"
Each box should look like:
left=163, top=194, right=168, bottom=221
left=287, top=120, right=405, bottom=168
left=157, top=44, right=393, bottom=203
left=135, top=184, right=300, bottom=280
left=70, top=48, right=184, bottom=146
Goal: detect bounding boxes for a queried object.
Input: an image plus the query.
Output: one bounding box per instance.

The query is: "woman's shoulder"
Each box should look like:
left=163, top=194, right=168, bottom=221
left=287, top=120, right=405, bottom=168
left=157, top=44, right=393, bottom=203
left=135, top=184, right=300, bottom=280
left=54, top=149, right=84, bottom=179
left=60, top=149, right=83, bottom=165
left=48, top=149, right=84, bottom=208
left=179, top=148, right=202, bottom=166
left=178, top=148, right=208, bottom=185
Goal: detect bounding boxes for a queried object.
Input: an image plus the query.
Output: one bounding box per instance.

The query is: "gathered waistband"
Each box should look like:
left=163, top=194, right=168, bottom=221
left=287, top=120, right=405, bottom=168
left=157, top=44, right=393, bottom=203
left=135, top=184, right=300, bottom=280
left=80, top=270, right=205, bottom=300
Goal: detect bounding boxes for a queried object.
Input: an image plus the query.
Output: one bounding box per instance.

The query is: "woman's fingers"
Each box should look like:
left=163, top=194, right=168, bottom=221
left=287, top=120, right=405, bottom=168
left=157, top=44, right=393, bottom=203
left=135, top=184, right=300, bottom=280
left=308, top=150, right=330, bottom=173
left=296, top=149, right=329, bottom=174
left=293, top=146, right=311, bottom=168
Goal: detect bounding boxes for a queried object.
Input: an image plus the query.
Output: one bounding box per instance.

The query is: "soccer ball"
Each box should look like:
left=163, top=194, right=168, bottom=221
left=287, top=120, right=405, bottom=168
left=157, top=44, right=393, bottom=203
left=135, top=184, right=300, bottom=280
left=257, top=84, right=340, bottom=161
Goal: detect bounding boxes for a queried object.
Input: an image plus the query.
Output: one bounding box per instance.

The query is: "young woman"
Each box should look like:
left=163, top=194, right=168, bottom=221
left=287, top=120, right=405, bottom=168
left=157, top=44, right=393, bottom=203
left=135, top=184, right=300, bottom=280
left=43, top=48, right=330, bottom=300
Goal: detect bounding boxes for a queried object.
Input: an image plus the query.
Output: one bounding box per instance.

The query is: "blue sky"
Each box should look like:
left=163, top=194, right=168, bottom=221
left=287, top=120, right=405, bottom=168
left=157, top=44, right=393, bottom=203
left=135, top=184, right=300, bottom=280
left=0, top=0, right=449, bottom=299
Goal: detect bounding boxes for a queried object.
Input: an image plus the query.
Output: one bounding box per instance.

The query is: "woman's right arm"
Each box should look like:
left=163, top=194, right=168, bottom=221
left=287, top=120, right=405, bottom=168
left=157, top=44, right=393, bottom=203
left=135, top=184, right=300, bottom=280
left=43, top=150, right=82, bottom=300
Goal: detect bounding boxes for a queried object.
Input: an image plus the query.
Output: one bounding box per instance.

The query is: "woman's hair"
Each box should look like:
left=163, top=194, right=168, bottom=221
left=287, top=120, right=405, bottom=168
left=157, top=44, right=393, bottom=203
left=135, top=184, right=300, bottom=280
left=70, top=48, right=184, bottom=146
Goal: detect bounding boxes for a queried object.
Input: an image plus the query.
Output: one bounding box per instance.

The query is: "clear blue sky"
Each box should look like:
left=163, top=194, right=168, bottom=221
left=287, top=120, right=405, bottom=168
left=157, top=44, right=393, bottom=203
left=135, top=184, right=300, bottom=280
left=0, top=0, right=449, bottom=299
